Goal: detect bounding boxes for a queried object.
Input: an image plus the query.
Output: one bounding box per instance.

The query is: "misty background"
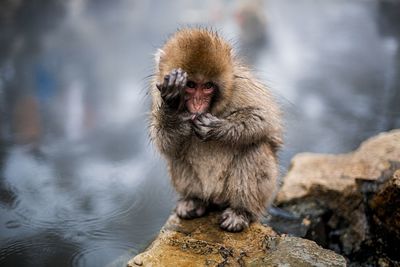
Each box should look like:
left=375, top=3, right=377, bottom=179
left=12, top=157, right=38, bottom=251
left=0, top=0, right=399, bottom=266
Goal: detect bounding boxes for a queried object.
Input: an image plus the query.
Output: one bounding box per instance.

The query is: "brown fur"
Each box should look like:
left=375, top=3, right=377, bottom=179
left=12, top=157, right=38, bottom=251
left=149, top=28, right=283, bottom=231
left=156, top=29, right=234, bottom=115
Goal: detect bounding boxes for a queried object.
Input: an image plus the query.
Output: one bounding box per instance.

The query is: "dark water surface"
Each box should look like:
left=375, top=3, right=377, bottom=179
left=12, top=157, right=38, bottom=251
left=0, top=1, right=399, bottom=266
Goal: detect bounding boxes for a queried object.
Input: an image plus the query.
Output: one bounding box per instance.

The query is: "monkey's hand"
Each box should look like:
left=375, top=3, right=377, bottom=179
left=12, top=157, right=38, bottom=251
left=156, top=68, right=188, bottom=110
left=193, top=113, right=226, bottom=141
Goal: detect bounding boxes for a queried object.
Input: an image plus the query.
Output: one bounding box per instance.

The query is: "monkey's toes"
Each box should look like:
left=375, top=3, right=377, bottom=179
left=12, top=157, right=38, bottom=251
left=220, top=208, right=250, bottom=232
left=176, top=199, right=207, bottom=219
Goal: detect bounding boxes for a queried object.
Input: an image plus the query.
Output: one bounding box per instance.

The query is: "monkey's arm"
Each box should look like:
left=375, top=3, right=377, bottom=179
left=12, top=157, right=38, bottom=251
left=193, top=108, right=282, bottom=149
left=150, top=68, right=192, bottom=157
left=150, top=106, right=192, bottom=158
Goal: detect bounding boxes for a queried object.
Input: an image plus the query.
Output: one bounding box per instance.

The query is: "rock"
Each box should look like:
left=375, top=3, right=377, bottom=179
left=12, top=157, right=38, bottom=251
left=274, top=130, right=400, bottom=266
left=276, top=130, right=400, bottom=203
left=370, top=169, right=400, bottom=240
left=127, top=213, right=346, bottom=267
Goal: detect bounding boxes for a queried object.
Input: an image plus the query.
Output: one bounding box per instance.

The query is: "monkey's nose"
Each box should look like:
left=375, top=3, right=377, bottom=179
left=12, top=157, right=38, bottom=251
left=193, top=97, right=202, bottom=111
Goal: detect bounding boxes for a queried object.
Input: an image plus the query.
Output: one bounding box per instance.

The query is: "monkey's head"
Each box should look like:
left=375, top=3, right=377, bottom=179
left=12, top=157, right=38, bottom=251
left=155, top=28, right=234, bottom=115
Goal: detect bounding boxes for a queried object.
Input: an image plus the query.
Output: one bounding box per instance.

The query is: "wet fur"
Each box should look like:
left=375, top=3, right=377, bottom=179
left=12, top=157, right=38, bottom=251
left=149, top=28, right=283, bottom=231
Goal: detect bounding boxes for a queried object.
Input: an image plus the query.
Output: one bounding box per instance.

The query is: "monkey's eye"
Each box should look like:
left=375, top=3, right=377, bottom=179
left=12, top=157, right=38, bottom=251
left=186, top=81, right=196, bottom=88
left=204, top=82, right=214, bottom=89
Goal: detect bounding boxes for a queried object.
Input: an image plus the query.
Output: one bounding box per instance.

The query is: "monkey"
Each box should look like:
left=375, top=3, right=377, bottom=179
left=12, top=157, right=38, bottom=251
left=149, top=28, right=282, bottom=232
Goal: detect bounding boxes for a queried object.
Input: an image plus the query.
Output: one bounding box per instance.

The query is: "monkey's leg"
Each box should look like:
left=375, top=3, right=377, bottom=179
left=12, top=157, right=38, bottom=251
left=220, top=144, right=278, bottom=232
left=169, top=159, right=207, bottom=219
left=150, top=69, right=192, bottom=158
left=176, top=198, right=207, bottom=219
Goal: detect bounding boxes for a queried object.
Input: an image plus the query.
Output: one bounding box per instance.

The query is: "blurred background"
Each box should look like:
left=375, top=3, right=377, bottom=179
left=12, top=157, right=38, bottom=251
left=0, top=0, right=399, bottom=266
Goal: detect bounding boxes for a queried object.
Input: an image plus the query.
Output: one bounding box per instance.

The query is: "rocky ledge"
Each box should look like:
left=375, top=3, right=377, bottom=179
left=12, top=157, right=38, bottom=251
left=127, top=129, right=399, bottom=267
left=274, top=129, right=400, bottom=266
left=128, top=212, right=346, bottom=267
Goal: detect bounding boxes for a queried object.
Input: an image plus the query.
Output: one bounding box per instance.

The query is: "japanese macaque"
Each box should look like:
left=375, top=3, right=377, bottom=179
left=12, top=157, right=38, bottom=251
left=236, top=0, right=268, bottom=65
left=149, top=28, right=282, bottom=232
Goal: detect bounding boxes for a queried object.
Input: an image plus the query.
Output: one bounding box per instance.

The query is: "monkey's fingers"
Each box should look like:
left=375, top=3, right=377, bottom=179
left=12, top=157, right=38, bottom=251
left=164, top=69, right=181, bottom=100
left=158, top=75, right=170, bottom=96
left=191, top=113, right=198, bottom=120
left=174, top=68, right=182, bottom=85
left=193, top=118, right=205, bottom=128
left=174, top=69, right=186, bottom=98
left=167, top=69, right=178, bottom=87
left=180, top=113, right=195, bottom=122
left=162, top=74, right=170, bottom=89
left=196, top=113, right=221, bottom=128
left=175, top=69, right=188, bottom=89
left=161, top=71, right=179, bottom=101
left=156, top=74, right=169, bottom=92
left=194, top=117, right=212, bottom=129
left=193, top=122, right=211, bottom=141
left=193, top=121, right=204, bottom=132
left=176, top=71, right=189, bottom=111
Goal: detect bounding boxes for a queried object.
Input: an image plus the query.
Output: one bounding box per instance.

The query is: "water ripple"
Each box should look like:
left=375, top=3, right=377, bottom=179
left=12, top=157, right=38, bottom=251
left=0, top=235, right=80, bottom=267
left=71, top=243, right=138, bottom=267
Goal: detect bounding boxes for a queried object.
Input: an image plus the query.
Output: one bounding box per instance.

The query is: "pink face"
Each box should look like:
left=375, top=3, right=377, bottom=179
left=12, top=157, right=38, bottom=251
left=185, top=80, right=216, bottom=114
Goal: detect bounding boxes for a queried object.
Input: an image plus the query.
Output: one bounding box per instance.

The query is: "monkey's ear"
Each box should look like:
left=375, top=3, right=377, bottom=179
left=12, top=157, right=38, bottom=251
left=155, top=49, right=166, bottom=71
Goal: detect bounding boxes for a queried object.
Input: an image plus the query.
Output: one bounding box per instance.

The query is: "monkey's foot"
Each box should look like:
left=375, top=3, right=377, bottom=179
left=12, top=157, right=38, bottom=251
left=220, top=208, right=251, bottom=232
left=176, top=198, right=207, bottom=219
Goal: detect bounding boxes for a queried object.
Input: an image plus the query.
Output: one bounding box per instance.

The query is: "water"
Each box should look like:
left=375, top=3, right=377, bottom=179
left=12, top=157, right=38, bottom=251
left=0, top=0, right=399, bottom=266
left=262, top=0, right=399, bottom=158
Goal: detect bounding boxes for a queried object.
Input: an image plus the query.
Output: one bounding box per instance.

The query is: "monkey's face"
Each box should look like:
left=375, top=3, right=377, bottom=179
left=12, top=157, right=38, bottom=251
left=184, top=78, right=217, bottom=114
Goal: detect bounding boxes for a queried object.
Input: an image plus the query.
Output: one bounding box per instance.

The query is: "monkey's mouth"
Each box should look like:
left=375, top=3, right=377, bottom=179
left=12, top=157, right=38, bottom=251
left=186, top=98, right=209, bottom=114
